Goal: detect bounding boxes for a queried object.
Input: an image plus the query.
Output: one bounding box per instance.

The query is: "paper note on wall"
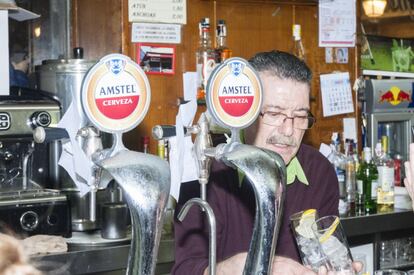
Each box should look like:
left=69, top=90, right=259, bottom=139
left=343, top=117, right=357, bottom=145
left=0, top=11, right=9, bottom=95
left=320, top=72, right=354, bottom=117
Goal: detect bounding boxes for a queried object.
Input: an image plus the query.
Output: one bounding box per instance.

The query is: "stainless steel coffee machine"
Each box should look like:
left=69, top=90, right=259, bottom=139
left=0, top=87, right=71, bottom=237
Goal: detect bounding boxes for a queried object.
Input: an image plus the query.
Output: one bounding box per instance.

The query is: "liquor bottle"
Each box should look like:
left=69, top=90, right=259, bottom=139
left=291, top=24, right=306, bottom=61
left=141, top=136, right=150, bottom=154
left=327, top=133, right=347, bottom=215
left=372, top=141, right=381, bottom=203
left=215, top=19, right=232, bottom=64
left=158, top=139, right=165, bottom=160
left=345, top=141, right=356, bottom=215
left=394, top=153, right=403, bottom=187
left=196, top=18, right=216, bottom=102
left=356, top=147, right=378, bottom=214
left=375, top=136, right=395, bottom=212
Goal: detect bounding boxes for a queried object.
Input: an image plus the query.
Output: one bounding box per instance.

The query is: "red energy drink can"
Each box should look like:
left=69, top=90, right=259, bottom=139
left=394, top=154, right=403, bottom=186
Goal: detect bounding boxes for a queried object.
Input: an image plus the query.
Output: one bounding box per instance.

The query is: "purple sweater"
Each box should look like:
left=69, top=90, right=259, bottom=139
left=172, top=144, right=339, bottom=275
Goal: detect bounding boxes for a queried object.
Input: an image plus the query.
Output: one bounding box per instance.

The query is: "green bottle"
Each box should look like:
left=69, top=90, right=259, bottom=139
left=357, top=147, right=378, bottom=214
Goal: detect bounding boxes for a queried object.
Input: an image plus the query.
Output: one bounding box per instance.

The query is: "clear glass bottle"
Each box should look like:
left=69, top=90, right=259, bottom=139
left=376, top=136, right=395, bottom=212
left=196, top=18, right=216, bottom=102
left=356, top=147, right=378, bottom=214
left=345, top=141, right=356, bottom=216
left=291, top=24, right=306, bottom=61
left=327, top=133, right=347, bottom=215
left=215, top=19, right=232, bottom=64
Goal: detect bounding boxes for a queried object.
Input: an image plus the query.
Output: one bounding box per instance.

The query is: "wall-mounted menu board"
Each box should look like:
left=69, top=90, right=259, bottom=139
left=128, top=0, right=186, bottom=25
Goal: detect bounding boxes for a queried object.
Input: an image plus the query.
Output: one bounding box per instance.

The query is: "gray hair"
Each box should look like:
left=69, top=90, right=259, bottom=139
left=248, top=50, right=312, bottom=84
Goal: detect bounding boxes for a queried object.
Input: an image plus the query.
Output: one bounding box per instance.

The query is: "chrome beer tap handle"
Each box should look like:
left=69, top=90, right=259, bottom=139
left=178, top=198, right=217, bottom=275
left=96, top=150, right=170, bottom=275
left=215, top=143, right=286, bottom=275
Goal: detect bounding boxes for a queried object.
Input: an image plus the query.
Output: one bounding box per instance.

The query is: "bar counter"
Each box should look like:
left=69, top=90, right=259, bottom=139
left=30, top=209, right=414, bottom=274
left=31, top=236, right=174, bottom=275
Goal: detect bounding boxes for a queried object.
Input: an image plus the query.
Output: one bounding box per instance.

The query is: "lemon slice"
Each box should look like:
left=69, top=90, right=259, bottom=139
left=295, top=209, right=317, bottom=238
left=318, top=216, right=340, bottom=243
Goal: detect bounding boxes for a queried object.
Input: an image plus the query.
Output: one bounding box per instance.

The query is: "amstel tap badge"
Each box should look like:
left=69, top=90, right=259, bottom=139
left=206, top=58, right=263, bottom=129
left=379, top=86, right=411, bottom=106
left=81, top=54, right=151, bottom=133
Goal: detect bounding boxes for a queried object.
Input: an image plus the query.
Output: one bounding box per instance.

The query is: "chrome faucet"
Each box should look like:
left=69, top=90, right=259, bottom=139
left=94, top=130, right=170, bottom=275
left=193, top=113, right=213, bottom=201
left=190, top=113, right=286, bottom=274
left=178, top=198, right=217, bottom=275
left=206, top=142, right=286, bottom=274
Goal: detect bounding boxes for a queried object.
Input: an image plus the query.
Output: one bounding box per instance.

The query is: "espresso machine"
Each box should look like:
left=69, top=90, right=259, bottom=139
left=364, top=79, right=414, bottom=161
left=0, top=87, right=71, bottom=237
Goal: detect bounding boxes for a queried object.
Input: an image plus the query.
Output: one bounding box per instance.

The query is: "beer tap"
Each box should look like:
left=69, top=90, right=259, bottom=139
left=192, top=112, right=213, bottom=201
left=94, top=149, right=170, bottom=275
left=205, top=140, right=286, bottom=274
left=178, top=198, right=217, bottom=275
left=77, top=126, right=103, bottom=225
left=180, top=57, right=286, bottom=274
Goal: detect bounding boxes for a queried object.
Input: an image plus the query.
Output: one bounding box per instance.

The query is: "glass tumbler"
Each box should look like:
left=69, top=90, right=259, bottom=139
left=312, top=215, right=355, bottom=274
left=290, top=209, right=330, bottom=272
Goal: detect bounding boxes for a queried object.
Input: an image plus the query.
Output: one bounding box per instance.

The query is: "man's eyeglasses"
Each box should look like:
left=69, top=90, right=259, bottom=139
left=259, top=111, right=316, bottom=130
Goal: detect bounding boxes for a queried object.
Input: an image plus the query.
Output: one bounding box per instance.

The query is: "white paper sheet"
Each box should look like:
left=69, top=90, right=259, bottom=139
left=320, top=72, right=354, bottom=117
left=319, top=143, right=332, bottom=158
left=0, top=11, right=9, bottom=95
left=57, top=103, right=93, bottom=196
left=343, top=117, right=357, bottom=144
left=319, top=0, right=356, bottom=47
left=168, top=72, right=198, bottom=200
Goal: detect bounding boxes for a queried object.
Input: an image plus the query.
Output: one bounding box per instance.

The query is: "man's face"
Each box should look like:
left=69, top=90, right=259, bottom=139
left=245, top=72, right=310, bottom=164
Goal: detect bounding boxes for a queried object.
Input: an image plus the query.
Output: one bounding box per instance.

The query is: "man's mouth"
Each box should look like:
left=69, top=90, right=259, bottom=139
left=271, top=143, right=289, bottom=148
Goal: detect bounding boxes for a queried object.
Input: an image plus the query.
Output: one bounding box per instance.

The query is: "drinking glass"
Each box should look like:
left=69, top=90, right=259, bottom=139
left=312, top=215, right=355, bottom=274
left=290, top=209, right=330, bottom=272
left=375, top=270, right=407, bottom=275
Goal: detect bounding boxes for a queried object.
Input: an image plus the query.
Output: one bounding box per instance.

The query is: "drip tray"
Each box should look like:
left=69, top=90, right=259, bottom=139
left=66, top=228, right=131, bottom=248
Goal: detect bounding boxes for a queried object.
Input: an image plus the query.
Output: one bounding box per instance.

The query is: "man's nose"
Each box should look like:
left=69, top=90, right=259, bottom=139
left=277, top=117, right=294, bottom=136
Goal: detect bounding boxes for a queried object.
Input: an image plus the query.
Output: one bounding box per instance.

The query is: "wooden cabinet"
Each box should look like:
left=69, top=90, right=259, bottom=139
left=72, top=0, right=359, bottom=152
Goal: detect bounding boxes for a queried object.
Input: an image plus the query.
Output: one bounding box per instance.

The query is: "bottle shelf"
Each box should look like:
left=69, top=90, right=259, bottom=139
left=362, top=70, right=414, bottom=78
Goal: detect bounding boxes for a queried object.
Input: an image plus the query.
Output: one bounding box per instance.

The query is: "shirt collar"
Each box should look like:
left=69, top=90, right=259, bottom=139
left=237, top=130, right=309, bottom=186
left=238, top=156, right=309, bottom=186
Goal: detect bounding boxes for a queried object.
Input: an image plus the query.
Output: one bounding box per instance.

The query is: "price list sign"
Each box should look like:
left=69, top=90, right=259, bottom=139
left=129, top=0, right=186, bottom=25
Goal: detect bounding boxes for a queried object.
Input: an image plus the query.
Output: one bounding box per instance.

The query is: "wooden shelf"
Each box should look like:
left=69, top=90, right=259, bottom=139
left=362, top=70, right=414, bottom=78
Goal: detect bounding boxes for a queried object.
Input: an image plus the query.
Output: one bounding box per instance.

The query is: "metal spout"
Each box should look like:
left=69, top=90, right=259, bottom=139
left=217, top=143, right=286, bottom=275
left=193, top=112, right=213, bottom=201
left=96, top=150, right=170, bottom=275
left=178, top=198, right=217, bottom=275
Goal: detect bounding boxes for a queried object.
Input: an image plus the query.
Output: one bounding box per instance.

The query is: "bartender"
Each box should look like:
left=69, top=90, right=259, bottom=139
left=9, top=50, right=29, bottom=87
left=172, top=50, right=362, bottom=275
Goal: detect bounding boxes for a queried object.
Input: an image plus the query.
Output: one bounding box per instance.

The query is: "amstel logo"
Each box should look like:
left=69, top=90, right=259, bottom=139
left=82, top=54, right=151, bottom=133
left=206, top=58, right=262, bottom=129
left=379, top=86, right=411, bottom=106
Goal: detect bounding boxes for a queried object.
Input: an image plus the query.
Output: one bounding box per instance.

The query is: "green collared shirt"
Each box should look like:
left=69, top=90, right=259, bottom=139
left=238, top=156, right=309, bottom=186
